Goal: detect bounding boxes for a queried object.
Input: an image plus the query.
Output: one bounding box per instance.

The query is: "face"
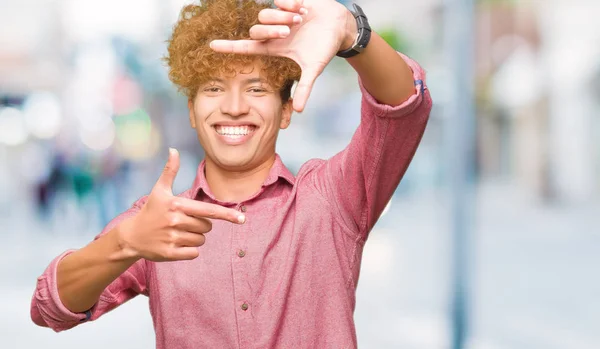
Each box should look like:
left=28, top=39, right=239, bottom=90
left=188, top=62, right=293, bottom=172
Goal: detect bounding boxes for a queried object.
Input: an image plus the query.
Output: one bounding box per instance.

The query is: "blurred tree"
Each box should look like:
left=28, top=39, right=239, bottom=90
left=378, top=28, right=410, bottom=53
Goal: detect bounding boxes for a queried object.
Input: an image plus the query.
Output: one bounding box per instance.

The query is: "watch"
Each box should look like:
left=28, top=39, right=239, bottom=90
left=336, top=3, right=372, bottom=59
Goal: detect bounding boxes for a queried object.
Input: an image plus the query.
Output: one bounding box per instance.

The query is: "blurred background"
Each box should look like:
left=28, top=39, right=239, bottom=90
left=1, top=0, right=599, bottom=348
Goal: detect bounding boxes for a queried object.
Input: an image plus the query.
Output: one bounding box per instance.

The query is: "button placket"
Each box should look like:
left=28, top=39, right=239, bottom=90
left=232, top=202, right=250, bottom=324
left=236, top=204, right=248, bottom=259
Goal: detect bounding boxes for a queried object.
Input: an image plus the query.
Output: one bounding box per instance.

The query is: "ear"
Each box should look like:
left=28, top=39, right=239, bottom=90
left=279, top=99, right=293, bottom=130
left=188, top=99, right=197, bottom=128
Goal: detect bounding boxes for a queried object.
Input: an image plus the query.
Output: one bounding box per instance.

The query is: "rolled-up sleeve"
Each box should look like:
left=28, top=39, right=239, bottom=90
left=30, top=198, right=148, bottom=332
left=308, top=53, right=432, bottom=240
left=361, top=53, right=430, bottom=118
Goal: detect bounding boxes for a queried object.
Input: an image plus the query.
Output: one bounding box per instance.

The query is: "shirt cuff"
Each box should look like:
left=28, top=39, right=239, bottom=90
left=34, top=250, right=94, bottom=331
left=358, top=52, right=428, bottom=118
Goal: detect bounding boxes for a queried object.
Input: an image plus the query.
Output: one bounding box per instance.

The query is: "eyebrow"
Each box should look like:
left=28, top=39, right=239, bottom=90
left=209, top=77, right=267, bottom=85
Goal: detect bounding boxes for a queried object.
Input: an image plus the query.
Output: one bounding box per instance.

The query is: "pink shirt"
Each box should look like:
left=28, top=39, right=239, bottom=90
left=31, top=54, right=432, bottom=349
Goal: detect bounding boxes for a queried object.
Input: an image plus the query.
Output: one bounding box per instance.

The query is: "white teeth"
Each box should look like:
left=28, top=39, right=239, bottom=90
left=216, top=125, right=254, bottom=136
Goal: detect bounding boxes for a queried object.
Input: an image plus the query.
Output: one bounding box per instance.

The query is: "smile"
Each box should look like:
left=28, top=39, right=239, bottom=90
left=213, top=124, right=257, bottom=145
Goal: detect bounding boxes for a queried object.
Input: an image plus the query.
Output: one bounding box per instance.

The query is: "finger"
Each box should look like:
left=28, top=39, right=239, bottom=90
left=293, top=65, right=324, bottom=112
left=249, top=25, right=290, bottom=41
left=274, top=0, right=307, bottom=14
left=258, top=9, right=303, bottom=25
left=210, top=40, right=271, bottom=56
left=155, top=148, right=180, bottom=192
left=176, top=198, right=246, bottom=224
left=175, top=232, right=206, bottom=248
left=169, top=246, right=200, bottom=261
left=173, top=214, right=213, bottom=234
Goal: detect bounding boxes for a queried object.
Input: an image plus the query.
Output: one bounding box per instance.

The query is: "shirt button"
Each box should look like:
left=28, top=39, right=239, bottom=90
left=241, top=303, right=249, bottom=311
left=238, top=250, right=246, bottom=258
left=240, top=205, right=247, bottom=212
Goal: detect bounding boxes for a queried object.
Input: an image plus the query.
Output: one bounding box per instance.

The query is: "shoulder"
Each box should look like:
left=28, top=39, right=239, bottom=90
left=296, top=158, right=327, bottom=179
left=292, top=157, right=330, bottom=195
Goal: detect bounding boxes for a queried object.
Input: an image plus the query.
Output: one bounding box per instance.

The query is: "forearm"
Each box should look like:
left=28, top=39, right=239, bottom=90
left=57, top=225, right=139, bottom=313
left=341, top=11, right=415, bottom=107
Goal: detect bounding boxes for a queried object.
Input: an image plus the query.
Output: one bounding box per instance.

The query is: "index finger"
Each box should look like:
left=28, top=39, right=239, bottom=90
left=175, top=198, right=245, bottom=224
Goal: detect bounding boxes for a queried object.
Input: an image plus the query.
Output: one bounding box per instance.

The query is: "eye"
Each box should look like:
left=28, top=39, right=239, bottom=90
left=248, top=87, right=267, bottom=93
left=204, top=87, right=222, bottom=93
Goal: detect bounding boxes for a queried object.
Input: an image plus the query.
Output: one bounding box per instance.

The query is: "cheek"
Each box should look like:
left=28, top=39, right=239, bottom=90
left=193, top=103, right=216, bottom=127
left=251, top=99, right=283, bottom=126
left=191, top=109, right=213, bottom=143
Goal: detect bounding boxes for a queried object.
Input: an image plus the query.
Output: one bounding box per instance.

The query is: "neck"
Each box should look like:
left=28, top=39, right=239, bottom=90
left=204, top=155, right=276, bottom=203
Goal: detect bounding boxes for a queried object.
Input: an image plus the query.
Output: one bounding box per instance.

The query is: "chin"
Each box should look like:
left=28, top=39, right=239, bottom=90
left=211, top=150, right=257, bottom=170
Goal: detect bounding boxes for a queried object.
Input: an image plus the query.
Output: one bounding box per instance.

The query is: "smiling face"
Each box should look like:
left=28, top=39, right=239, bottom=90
left=188, top=61, right=293, bottom=172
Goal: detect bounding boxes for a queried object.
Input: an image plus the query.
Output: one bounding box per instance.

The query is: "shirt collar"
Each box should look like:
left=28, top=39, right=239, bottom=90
left=191, top=154, right=295, bottom=202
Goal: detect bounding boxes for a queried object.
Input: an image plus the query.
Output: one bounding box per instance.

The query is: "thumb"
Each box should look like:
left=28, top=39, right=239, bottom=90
left=156, top=148, right=180, bottom=192
left=292, top=65, right=323, bottom=113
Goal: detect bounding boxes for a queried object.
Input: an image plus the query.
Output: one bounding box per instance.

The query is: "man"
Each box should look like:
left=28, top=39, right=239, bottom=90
left=30, top=0, right=432, bottom=348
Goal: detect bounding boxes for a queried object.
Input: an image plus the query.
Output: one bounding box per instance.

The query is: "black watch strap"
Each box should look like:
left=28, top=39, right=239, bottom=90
left=336, top=3, right=372, bottom=59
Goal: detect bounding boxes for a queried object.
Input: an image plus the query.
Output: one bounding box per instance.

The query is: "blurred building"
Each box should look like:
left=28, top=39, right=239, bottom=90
left=473, top=0, right=600, bottom=203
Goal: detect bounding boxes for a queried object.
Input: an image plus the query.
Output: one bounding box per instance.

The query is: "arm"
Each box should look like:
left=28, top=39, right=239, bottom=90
left=308, top=5, right=432, bottom=237
left=31, top=149, right=245, bottom=331
left=344, top=30, right=416, bottom=107
left=309, top=50, right=432, bottom=238
left=56, top=210, right=144, bottom=314
left=30, top=205, right=148, bottom=332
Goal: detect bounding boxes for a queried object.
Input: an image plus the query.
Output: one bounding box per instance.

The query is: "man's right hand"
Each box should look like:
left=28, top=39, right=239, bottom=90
left=116, top=148, right=246, bottom=262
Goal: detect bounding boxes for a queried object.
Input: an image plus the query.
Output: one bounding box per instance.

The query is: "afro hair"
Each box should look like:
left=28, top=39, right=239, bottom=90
left=165, top=0, right=302, bottom=101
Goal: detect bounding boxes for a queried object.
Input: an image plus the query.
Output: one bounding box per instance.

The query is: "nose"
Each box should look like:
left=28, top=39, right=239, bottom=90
left=220, top=91, right=250, bottom=117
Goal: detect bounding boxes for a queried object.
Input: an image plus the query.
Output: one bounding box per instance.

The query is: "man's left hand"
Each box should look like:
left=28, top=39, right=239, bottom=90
left=209, top=0, right=357, bottom=113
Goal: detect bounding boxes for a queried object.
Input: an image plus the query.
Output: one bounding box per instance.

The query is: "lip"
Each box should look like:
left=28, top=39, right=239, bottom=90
left=212, top=123, right=258, bottom=146
left=211, top=121, right=258, bottom=127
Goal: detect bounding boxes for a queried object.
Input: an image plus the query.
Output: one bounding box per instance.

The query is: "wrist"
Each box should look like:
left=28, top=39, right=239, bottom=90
left=340, top=8, right=358, bottom=51
left=109, top=219, right=141, bottom=263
